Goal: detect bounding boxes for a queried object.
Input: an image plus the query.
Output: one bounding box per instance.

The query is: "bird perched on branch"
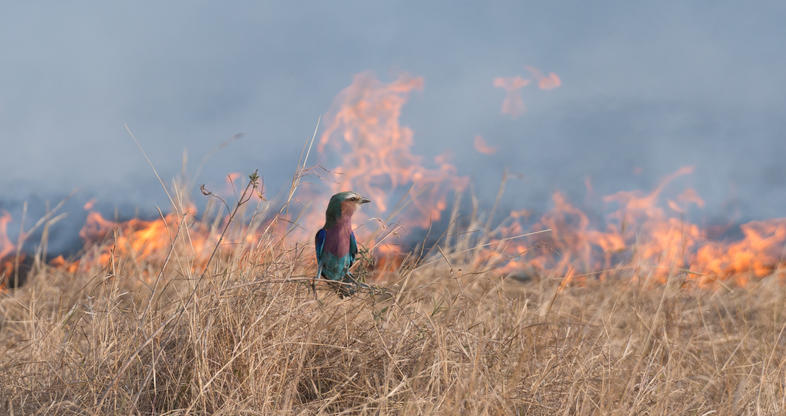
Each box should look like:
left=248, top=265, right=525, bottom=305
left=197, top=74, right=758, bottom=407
left=314, top=191, right=371, bottom=297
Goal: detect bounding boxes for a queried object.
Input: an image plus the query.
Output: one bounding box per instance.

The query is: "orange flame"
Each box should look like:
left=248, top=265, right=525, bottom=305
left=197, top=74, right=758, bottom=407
left=525, top=66, right=562, bottom=90
left=0, top=70, right=780, bottom=291
left=0, top=212, right=14, bottom=260
left=226, top=172, right=243, bottom=186
left=75, top=205, right=214, bottom=274
left=0, top=212, right=20, bottom=290
left=478, top=165, right=786, bottom=288
left=318, top=72, right=468, bottom=230
left=493, top=66, right=560, bottom=118
left=83, top=198, right=96, bottom=211
left=473, top=135, right=497, bottom=155
left=493, top=76, right=529, bottom=118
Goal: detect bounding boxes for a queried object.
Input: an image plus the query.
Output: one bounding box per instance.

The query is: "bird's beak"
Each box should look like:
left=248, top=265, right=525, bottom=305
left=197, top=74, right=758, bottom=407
left=359, top=197, right=371, bottom=204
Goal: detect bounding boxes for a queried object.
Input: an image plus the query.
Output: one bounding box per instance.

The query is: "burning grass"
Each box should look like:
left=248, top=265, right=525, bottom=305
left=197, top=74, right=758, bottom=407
left=1, top=72, right=785, bottom=414
left=0, top=196, right=785, bottom=414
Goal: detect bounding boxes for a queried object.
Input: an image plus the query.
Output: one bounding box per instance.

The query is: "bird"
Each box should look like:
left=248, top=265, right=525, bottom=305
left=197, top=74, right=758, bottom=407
left=314, top=191, right=371, bottom=297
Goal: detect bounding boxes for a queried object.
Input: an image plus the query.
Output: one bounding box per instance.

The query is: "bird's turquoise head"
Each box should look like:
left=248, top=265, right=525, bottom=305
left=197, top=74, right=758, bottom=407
left=325, top=191, right=371, bottom=227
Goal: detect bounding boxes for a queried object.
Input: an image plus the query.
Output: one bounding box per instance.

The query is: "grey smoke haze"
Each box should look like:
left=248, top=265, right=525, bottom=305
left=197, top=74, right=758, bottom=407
left=1, top=1, right=785, bottom=227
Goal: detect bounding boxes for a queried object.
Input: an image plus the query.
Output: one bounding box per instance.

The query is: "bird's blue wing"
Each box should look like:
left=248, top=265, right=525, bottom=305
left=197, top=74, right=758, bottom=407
left=349, top=231, right=358, bottom=266
left=315, top=228, right=326, bottom=262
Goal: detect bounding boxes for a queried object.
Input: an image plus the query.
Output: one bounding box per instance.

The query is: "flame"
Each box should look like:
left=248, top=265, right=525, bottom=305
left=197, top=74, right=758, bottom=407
left=0, top=212, right=14, bottom=259
left=0, top=70, right=781, bottom=291
left=696, top=219, right=786, bottom=283
left=525, top=66, right=562, bottom=90
left=473, top=135, right=497, bottom=155
left=83, top=198, right=96, bottom=211
left=493, top=76, right=529, bottom=118
left=0, top=212, right=24, bottom=290
left=375, top=243, right=404, bottom=273
left=493, top=66, right=561, bottom=118
left=50, top=255, right=79, bottom=274
left=0, top=212, right=15, bottom=289
left=79, top=211, right=172, bottom=268
left=478, top=165, right=786, bottom=288
left=226, top=172, right=243, bottom=183
left=318, top=72, right=468, bottom=230
left=74, top=205, right=217, bottom=275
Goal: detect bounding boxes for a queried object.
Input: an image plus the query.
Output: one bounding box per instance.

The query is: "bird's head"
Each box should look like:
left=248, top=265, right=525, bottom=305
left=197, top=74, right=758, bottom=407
left=325, top=191, right=371, bottom=226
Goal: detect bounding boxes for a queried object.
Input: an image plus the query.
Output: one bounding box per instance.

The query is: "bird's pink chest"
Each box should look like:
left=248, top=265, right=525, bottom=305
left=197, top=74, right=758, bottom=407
left=324, top=223, right=352, bottom=257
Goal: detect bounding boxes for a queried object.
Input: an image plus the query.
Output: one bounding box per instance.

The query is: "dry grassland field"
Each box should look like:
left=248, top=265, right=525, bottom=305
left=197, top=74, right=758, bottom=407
left=1, top=75, right=786, bottom=415
left=3, top=2, right=786, bottom=415
left=0, top=172, right=784, bottom=415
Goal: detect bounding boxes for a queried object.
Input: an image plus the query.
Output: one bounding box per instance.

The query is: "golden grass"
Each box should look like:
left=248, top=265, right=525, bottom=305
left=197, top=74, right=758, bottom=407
left=1, top=230, right=785, bottom=415
left=0, top=172, right=785, bottom=415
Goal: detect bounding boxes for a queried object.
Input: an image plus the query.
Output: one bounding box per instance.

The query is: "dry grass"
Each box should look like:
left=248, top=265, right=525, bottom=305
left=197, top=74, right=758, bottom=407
left=0, top=185, right=785, bottom=415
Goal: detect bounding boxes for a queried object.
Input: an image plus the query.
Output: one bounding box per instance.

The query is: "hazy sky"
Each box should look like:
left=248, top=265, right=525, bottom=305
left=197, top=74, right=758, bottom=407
left=1, top=1, right=785, bottom=222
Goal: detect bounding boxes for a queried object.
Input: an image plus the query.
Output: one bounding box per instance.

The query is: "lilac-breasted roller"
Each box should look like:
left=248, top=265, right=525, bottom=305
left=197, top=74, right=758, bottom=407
left=314, top=191, right=371, bottom=294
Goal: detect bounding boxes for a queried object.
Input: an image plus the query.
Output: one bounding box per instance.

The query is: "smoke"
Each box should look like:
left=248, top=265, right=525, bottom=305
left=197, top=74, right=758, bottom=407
left=1, top=0, right=784, bottom=251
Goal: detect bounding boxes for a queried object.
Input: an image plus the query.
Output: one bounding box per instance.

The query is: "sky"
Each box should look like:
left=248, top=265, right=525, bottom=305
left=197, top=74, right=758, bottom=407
left=1, top=1, right=785, bottom=232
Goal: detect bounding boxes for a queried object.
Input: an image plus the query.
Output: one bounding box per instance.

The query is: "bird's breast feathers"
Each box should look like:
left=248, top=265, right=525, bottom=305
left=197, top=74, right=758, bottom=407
left=323, top=225, right=352, bottom=258
left=315, top=224, right=358, bottom=281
